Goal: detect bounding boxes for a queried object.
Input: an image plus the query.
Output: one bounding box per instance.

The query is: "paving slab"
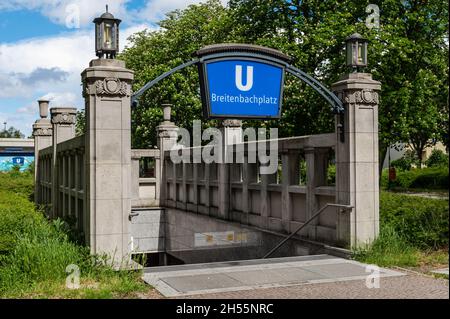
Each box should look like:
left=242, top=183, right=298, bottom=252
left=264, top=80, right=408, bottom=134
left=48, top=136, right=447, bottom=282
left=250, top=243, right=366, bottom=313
left=142, top=255, right=405, bottom=297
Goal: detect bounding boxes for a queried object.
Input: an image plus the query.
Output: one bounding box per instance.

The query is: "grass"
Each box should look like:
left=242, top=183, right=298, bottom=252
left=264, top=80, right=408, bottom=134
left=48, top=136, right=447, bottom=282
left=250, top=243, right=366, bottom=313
left=353, top=225, right=420, bottom=267
left=353, top=190, right=449, bottom=271
left=0, top=170, right=151, bottom=299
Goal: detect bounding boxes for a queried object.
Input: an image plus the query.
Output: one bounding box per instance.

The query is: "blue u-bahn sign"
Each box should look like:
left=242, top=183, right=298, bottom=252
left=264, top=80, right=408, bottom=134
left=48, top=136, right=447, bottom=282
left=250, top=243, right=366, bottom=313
left=195, top=44, right=294, bottom=119
left=132, top=43, right=344, bottom=120
left=201, top=59, right=284, bottom=119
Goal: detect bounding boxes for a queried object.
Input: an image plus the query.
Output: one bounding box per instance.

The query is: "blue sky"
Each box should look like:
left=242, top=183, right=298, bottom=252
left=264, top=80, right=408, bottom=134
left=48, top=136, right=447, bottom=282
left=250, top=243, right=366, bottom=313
left=0, top=0, right=225, bottom=137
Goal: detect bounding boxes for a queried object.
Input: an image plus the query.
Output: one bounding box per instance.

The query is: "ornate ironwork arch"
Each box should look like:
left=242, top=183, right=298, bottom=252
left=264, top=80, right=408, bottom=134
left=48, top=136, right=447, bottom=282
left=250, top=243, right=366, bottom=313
left=131, top=44, right=344, bottom=114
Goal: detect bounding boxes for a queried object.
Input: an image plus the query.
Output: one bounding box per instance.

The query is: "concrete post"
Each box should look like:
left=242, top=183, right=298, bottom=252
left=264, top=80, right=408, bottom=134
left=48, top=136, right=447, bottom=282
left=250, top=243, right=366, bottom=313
left=281, top=150, right=299, bottom=233
left=218, top=120, right=242, bottom=220
left=332, top=73, right=381, bottom=248
left=32, top=99, right=53, bottom=205
left=82, top=58, right=134, bottom=267
left=305, top=147, right=328, bottom=239
left=157, top=103, right=178, bottom=206
left=131, top=154, right=140, bottom=206
left=50, top=107, right=77, bottom=219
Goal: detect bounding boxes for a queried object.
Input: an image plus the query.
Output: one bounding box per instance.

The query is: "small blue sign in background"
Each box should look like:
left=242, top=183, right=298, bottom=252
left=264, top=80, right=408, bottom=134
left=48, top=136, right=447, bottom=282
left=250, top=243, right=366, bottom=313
left=0, top=156, right=34, bottom=172
left=205, top=59, right=284, bottom=118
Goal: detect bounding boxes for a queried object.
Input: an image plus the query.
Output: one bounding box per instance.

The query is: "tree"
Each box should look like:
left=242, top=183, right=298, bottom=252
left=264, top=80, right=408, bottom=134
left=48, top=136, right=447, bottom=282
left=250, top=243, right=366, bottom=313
left=230, top=0, right=449, bottom=170
left=0, top=126, right=24, bottom=138
left=75, top=109, right=85, bottom=137
left=120, top=0, right=235, bottom=148
left=365, top=0, right=449, bottom=167
left=120, top=0, right=449, bottom=172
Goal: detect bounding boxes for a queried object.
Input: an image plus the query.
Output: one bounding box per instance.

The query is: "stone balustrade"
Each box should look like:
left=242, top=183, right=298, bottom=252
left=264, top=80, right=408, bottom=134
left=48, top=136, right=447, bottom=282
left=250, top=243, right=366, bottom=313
left=131, top=149, right=161, bottom=208
left=162, top=133, right=339, bottom=244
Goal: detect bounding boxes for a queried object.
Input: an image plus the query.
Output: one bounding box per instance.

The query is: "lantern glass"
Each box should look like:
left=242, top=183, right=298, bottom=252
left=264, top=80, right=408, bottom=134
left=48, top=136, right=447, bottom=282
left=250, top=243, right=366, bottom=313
left=345, top=33, right=368, bottom=70
left=103, top=22, right=114, bottom=49
left=93, top=7, right=121, bottom=59
left=352, top=42, right=358, bottom=65
left=346, top=41, right=353, bottom=66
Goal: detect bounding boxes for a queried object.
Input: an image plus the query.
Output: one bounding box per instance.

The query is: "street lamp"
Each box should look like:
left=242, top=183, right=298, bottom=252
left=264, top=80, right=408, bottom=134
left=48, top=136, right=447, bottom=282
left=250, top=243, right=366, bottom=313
left=93, top=5, right=121, bottom=59
left=345, top=33, right=368, bottom=72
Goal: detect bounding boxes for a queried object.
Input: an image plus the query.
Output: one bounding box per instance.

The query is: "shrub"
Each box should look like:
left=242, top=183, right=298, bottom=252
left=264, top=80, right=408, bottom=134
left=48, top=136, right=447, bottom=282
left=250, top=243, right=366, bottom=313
left=380, top=192, right=449, bottom=249
left=383, top=166, right=449, bottom=190
left=391, top=157, right=413, bottom=171
left=425, top=149, right=449, bottom=168
left=327, top=164, right=336, bottom=185
left=390, top=149, right=420, bottom=171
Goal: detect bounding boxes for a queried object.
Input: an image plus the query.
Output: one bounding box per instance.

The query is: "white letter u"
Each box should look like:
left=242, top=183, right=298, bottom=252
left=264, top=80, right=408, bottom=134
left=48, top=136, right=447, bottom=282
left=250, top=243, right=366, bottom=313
left=235, top=65, right=253, bottom=91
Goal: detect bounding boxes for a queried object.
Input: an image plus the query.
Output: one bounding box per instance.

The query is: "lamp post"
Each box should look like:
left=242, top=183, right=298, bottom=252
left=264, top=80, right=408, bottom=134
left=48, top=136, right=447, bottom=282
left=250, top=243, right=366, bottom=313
left=345, top=33, right=368, bottom=72
left=93, top=5, right=121, bottom=59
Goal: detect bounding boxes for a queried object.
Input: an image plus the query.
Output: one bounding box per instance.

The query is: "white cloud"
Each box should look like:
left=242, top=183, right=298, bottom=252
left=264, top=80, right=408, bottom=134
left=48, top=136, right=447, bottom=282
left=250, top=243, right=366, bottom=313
left=0, top=0, right=225, bottom=136
left=138, top=0, right=228, bottom=21
left=0, top=0, right=229, bottom=27
left=0, top=23, right=152, bottom=136
left=16, top=104, right=36, bottom=115
left=0, top=0, right=130, bottom=27
left=41, top=92, right=78, bottom=106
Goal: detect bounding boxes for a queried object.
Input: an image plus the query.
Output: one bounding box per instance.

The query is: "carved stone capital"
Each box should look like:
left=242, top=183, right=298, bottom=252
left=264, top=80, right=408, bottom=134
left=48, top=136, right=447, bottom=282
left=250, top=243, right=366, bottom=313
left=336, top=89, right=379, bottom=105
left=158, top=129, right=178, bottom=138
left=33, top=127, right=53, bottom=136
left=85, top=78, right=132, bottom=97
left=51, top=113, right=77, bottom=125
left=221, top=119, right=243, bottom=127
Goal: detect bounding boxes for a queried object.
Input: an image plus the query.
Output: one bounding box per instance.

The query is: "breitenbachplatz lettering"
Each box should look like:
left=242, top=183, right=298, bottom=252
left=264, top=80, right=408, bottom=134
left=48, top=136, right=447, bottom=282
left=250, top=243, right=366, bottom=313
left=211, top=93, right=277, bottom=106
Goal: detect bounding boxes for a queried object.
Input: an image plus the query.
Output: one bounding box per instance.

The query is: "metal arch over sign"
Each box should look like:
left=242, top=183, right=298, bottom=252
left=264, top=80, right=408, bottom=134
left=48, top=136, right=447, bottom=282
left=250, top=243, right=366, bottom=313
left=131, top=43, right=344, bottom=118
left=196, top=46, right=289, bottom=119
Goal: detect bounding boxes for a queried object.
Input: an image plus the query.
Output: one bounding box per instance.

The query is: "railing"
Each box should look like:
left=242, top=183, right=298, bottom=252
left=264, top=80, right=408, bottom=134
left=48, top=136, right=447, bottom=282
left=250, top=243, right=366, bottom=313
left=37, top=145, right=53, bottom=208
left=263, top=203, right=353, bottom=258
left=37, top=135, right=86, bottom=234
left=162, top=133, right=339, bottom=243
left=55, top=135, right=86, bottom=231
left=131, top=149, right=161, bottom=208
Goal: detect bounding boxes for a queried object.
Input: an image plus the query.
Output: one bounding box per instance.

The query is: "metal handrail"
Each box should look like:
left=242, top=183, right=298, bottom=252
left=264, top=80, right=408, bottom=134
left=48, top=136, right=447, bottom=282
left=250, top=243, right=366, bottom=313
left=262, top=203, right=353, bottom=259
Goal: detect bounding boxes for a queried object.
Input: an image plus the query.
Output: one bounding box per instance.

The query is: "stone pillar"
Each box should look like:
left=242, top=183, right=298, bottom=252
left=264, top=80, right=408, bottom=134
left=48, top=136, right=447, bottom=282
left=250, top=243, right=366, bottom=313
left=82, top=59, right=134, bottom=267
left=131, top=153, right=140, bottom=206
left=332, top=73, right=381, bottom=248
left=218, top=120, right=242, bottom=220
left=305, top=147, right=328, bottom=240
left=32, top=99, right=53, bottom=205
left=157, top=103, right=178, bottom=206
left=281, top=150, right=299, bottom=233
left=50, top=107, right=77, bottom=219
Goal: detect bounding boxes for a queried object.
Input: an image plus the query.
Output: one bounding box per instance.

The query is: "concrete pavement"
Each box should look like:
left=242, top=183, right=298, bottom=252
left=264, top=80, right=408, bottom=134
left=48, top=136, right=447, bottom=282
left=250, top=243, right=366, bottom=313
left=142, top=255, right=405, bottom=297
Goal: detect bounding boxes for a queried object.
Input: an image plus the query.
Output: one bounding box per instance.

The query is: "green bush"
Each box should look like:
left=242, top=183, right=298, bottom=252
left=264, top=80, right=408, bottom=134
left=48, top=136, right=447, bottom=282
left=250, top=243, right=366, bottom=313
left=425, top=149, right=449, bottom=168
left=380, top=192, right=449, bottom=249
left=327, top=164, right=336, bottom=185
left=354, top=191, right=448, bottom=266
left=391, top=157, right=413, bottom=171
left=383, top=166, right=449, bottom=190
left=390, top=149, right=420, bottom=171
